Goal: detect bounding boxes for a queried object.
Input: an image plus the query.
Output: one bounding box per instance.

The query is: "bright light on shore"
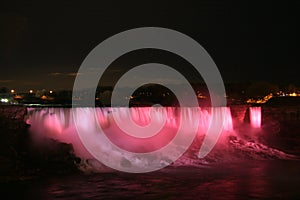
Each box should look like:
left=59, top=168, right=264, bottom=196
left=29, top=90, right=33, bottom=93
left=0, top=98, right=9, bottom=103
left=10, top=89, right=15, bottom=93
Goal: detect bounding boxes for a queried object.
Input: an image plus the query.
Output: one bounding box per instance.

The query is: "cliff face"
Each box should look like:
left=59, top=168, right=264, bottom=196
left=0, top=106, right=80, bottom=182
left=0, top=105, right=27, bottom=128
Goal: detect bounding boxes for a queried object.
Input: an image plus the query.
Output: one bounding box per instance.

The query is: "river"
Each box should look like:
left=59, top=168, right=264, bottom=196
left=2, top=160, right=300, bottom=199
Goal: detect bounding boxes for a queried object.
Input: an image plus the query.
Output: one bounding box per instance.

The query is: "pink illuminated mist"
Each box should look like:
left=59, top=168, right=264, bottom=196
left=249, top=107, right=262, bottom=128
left=26, top=107, right=236, bottom=159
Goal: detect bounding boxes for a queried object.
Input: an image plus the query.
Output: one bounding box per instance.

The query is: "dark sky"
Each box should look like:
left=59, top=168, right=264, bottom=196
left=0, top=0, right=299, bottom=91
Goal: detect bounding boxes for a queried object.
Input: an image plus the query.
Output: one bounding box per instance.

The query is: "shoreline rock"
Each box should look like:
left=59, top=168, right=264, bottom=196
left=0, top=105, right=81, bottom=182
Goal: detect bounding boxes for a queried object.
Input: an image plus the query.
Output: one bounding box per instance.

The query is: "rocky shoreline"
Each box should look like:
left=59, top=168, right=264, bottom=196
left=0, top=105, right=81, bottom=183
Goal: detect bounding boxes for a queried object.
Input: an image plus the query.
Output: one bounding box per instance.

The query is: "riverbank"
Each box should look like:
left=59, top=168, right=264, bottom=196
left=0, top=105, right=81, bottom=183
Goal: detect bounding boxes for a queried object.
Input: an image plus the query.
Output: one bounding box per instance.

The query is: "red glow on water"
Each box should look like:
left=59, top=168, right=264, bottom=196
left=101, top=107, right=179, bottom=153
left=249, top=107, right=261, bottom=128
left=44, top=114, right=63, bottom=133
left=130, top=107, right=152, bottom=126
left=223, top=107, right=233, bottom=131
left=26, top=107, right=236, bottom=159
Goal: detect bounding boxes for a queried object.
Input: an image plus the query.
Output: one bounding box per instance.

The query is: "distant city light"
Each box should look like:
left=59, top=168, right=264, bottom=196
left=0, top=98, right=9, bottom=103
left=29, top=90, right=33, bottom=93
left=49, top=90, right=53, bottom=94
left=10, top=89, right=15, bottom=93
left=246, top=93, right=273, bottom=104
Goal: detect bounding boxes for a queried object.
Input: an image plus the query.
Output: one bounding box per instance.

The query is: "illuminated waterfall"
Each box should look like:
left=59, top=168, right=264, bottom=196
left=249, top=107, right=262, bottom=128
left=26, top=107, right=235, bottom=158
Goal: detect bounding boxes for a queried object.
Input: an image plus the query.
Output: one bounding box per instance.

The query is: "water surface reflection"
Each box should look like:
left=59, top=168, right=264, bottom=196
left=4, top=160, right=299, bottom=199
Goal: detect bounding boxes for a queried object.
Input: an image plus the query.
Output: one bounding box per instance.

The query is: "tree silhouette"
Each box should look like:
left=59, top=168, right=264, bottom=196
left=246, top=81, right=279, bottom=98
left=0, top=87, right=8, bottom=93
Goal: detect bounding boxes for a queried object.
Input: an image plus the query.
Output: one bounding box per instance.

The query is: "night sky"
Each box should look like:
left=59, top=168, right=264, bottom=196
left=0, top=0, right=299, bottom=91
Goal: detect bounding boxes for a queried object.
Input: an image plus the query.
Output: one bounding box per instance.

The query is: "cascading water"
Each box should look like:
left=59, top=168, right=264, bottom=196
left=249, top=107, right=262, bottom=128
left=26, top=107, right=234, bottom=158
left=25, top=106, right=296, bottom=172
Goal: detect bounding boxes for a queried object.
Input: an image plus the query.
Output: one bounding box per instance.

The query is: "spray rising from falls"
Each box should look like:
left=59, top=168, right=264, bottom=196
left=26, top=106, right=293, bottom=172
left=249, top=107, right=262, bottom=128
left=26, top=107, right=233, bottom=157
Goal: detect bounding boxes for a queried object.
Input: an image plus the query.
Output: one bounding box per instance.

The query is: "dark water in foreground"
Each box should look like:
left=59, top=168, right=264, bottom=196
left=2, top=160, right=300, bottom=200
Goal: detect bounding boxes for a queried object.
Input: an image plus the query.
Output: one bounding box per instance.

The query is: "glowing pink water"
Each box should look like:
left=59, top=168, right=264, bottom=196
left=26, top=107, right=235, bottom=159
left=249, top=107, right=262, bottom=128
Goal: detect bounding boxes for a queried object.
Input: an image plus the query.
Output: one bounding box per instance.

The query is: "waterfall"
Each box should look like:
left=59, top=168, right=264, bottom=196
left=249, top=107, right=262, bottom=128
left=26, top=107, right=236, bottom=159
